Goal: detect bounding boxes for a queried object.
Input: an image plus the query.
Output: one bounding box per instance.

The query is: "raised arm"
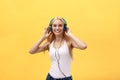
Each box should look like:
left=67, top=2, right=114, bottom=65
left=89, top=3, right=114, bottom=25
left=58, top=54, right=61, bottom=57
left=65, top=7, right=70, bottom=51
left=65, top=27, right=87, bottom=50
left=29, top=27, right=51, bottom=54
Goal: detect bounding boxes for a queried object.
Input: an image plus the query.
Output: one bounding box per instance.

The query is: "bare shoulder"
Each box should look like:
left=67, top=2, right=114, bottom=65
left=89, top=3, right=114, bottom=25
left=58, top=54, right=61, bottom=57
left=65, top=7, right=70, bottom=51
left=43, top=41, right=50, bottom=45
left=65, top=38, right=73, bottom=58
left=65, top=38, right=73, bottom=50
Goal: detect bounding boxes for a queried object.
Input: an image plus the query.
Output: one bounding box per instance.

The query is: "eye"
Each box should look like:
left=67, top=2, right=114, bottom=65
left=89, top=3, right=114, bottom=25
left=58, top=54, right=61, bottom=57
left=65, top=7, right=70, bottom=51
left=52, top=24, right=57, bottom=27
left=58, top=24, right=63, bottom=27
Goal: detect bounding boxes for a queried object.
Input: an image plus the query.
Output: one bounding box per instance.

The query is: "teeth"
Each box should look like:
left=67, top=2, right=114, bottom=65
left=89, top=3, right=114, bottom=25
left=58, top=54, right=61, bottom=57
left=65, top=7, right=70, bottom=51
left=55, top=31, right=60, bottom=33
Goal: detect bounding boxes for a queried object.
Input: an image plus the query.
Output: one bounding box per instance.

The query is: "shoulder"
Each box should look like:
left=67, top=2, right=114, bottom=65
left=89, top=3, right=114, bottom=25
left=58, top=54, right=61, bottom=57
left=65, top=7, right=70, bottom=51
left=64, top=38, right=73, bottom=58
left=44, top=41, right=50, bottom=46
left=42, top=41, right=50, bottom=50
left=65, top=38, right=73, bottom=49
left=45, top=40, right=54, bottom=50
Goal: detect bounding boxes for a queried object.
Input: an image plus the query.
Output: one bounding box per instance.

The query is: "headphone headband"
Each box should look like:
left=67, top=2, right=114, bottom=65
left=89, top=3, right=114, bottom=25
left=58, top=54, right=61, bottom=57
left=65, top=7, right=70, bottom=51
left=49, top=17, right=67, bottom=26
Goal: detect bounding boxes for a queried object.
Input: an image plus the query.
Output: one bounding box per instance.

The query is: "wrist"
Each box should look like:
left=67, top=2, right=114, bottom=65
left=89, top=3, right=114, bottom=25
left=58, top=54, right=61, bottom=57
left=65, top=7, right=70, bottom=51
left=42, top=36, right=47, bottom=40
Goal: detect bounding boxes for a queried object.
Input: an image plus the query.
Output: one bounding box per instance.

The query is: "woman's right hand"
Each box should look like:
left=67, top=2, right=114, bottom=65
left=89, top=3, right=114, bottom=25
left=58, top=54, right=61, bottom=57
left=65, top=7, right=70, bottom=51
left=43, top=26, right=51, bottom=39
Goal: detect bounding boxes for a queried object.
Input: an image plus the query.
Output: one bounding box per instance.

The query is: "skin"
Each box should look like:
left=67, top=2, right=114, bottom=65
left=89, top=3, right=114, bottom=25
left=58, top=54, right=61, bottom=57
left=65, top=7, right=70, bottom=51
left=29, top=19, right=87, bottom=54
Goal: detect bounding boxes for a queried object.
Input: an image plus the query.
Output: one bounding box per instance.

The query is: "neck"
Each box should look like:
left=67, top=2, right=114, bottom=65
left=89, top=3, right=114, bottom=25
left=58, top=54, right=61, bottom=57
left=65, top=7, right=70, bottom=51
left=55, top=35, right=64, bottom=42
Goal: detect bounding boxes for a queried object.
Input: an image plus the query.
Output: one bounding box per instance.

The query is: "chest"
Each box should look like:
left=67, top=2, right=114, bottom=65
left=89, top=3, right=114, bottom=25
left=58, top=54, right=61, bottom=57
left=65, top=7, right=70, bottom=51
left=49, top=41, right=70, bottom=60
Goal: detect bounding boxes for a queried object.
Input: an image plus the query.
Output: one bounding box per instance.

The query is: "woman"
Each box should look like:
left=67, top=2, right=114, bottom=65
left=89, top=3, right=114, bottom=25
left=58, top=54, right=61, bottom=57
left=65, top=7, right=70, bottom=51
left=29, top=17, right=87, bottom=80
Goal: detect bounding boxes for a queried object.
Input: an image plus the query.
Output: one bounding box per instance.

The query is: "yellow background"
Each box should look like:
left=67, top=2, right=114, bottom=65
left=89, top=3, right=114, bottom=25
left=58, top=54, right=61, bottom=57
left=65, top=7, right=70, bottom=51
left=0, top=0, right=120, bottom=80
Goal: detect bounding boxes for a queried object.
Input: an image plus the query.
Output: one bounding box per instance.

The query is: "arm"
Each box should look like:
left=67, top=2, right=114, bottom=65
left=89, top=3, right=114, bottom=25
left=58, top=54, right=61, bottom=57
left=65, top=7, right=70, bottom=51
left=29, top=27, right=51, bottom=54
left=29, top=36, right=49, bottom=54
left=65, top=27, right=87, bottom=50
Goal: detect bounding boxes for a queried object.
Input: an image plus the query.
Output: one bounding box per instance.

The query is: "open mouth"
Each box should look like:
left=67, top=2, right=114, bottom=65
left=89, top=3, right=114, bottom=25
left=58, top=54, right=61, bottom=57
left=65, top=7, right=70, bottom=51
left=54, top=30, right=61, bottom=33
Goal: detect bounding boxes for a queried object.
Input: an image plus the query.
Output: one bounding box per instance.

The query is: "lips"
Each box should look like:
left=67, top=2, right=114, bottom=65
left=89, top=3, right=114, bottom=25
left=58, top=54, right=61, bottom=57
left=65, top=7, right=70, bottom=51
left=55, top=31, right=60, bottom=33
left=54, top=30, right=61, bottom=33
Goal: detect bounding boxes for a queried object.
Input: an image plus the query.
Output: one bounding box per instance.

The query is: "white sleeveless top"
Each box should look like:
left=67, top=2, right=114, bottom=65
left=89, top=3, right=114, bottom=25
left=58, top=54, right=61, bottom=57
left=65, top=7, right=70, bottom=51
left=48, top=40, right=72, bottom=78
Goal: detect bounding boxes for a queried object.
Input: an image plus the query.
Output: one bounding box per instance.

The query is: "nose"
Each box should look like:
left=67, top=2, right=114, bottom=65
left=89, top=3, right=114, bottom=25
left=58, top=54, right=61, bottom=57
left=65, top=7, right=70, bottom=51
left=56, top=26, right=59, bottom=29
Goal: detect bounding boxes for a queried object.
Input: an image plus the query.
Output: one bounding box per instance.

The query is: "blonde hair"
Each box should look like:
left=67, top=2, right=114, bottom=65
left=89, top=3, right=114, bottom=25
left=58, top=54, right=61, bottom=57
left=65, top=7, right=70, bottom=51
left=49, top=17, right=67, bottom=26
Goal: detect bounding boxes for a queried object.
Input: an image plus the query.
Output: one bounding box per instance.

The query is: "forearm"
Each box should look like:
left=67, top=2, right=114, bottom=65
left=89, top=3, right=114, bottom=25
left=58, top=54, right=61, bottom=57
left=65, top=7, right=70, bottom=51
left=29, top=36, right=46, bottom=53
left=68, top=33, right=87, bottom=49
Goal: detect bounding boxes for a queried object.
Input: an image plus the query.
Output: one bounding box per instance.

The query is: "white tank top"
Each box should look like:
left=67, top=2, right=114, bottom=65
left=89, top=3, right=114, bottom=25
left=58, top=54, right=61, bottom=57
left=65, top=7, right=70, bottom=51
left=48, top=40, right=72, bottom=78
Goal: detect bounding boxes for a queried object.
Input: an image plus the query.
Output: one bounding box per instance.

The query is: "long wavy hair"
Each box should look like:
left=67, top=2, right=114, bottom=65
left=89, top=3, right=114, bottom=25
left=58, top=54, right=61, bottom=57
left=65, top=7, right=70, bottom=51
left=47, top=17, right=73, bottom=59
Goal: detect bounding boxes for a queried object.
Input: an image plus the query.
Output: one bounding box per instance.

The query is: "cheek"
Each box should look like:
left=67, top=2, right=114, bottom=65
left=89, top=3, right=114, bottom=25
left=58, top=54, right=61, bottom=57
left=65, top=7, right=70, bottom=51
left=52, top=27, right=56, bottom=30
left=60, top=27, right=64, bottom=30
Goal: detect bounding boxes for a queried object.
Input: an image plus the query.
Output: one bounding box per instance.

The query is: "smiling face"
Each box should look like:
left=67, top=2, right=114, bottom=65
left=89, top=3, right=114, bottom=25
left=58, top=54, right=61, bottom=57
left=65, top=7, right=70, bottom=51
left=51, top=19, right=64, bottom=36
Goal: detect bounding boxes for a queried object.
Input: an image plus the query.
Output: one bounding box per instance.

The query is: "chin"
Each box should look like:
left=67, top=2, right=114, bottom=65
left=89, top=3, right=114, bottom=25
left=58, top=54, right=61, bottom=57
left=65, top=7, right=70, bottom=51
left=53, top=32, right=63, bottom=36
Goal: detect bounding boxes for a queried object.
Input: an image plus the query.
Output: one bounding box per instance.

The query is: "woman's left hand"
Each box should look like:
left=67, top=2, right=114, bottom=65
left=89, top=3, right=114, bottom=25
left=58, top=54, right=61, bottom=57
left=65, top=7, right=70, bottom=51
left=65, top=27, right=71, bottom=37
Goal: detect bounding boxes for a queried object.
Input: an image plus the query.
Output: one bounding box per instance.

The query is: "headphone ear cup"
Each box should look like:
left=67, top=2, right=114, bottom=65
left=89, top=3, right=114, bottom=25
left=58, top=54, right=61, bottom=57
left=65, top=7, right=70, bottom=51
left=64, top=26, right=67, bottom=31
left=49, top=26, right=52, bottom=31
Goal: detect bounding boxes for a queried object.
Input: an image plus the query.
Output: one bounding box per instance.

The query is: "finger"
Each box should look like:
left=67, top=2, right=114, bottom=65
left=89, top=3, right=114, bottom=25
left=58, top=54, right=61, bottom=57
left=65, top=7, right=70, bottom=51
left=47, top=26, right=50, bottom=30
left=49, top=31, right=51, bottom=35
left=44, top=28, right=48, bottom=32
left=66, top=27, right=69, bottom=30
left=47, top=26, right=51, bottom=32
left=43, top=27, right=47, bottom=31
left=65, top=31, right=67, bottom=35
left=66, top=26, right=69, bottom=29
left=67, top=27, right=70, bottom=31
left=67, top=27, right=70, bottom=30
left=47, top=31, right=51, bottom=36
